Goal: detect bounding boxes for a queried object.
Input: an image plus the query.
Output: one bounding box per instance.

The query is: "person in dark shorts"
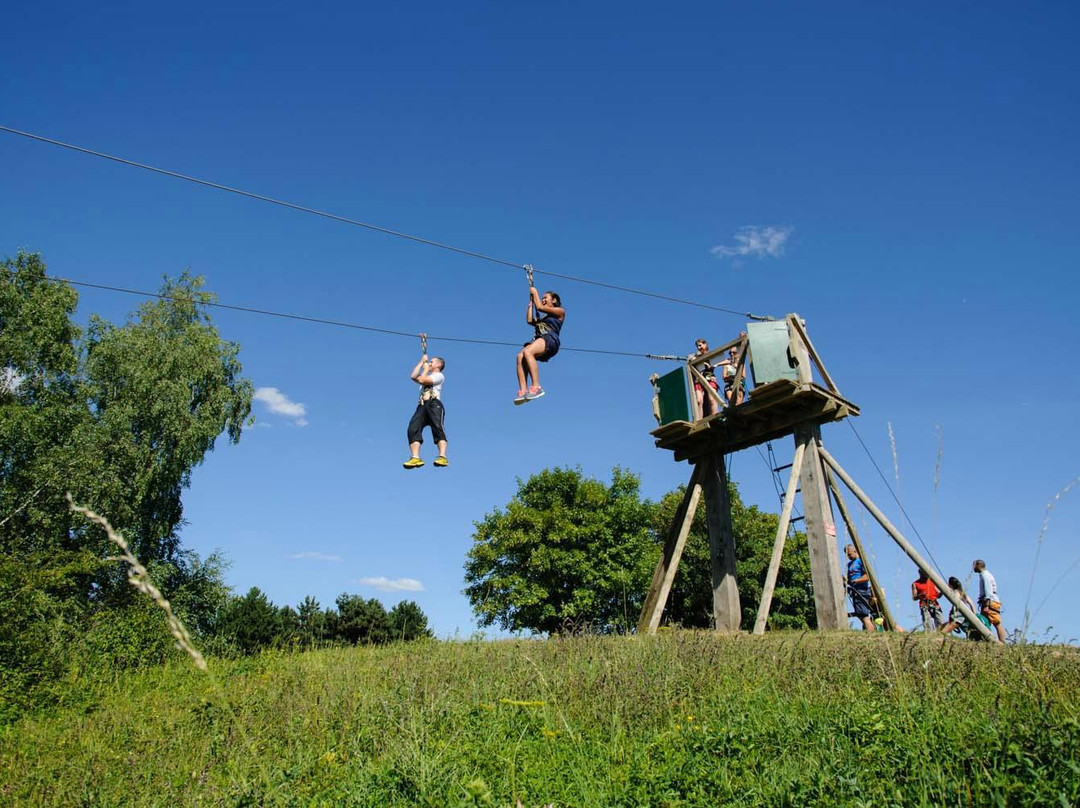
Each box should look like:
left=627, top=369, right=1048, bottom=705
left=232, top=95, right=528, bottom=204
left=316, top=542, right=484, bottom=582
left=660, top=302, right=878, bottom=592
left=514, top=286, right=564, bottom=404
left=845, top=544, right=876, bottom=631
left=403, top=352, right=447, bottom=469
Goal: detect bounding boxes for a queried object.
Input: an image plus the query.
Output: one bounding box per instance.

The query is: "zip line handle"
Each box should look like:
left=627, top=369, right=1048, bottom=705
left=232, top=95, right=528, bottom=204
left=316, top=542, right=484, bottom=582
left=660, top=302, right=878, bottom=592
left=419, top=333, right=427, bottom=355
left=524, top=264, right=534, bottom=288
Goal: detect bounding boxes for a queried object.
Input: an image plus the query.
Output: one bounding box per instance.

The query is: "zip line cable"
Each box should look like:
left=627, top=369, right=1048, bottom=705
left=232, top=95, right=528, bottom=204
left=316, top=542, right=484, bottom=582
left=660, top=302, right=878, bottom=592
left=56, top=276, right=683, bottom=360
left=845, top=419, right=943, bottom=573
left=0, top=125, right=773, bottom=321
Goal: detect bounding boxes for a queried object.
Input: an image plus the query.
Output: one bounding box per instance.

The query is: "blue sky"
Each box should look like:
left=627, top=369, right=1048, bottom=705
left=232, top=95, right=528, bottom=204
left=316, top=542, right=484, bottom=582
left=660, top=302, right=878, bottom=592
left=3, top=2, right=1078, bottom=640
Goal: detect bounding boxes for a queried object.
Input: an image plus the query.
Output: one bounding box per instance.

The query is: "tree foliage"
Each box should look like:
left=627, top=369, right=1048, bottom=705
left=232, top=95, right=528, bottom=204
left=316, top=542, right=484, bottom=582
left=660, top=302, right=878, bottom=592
left=333, top=594, right=392, bottom=645
left=463, top=466, right=816, bottom=635
left=389, top=600, right=433, bottom=641
left=216, top=591, right=433, bottom=654
left=464, top=467, right=657, bottom=634
left=0, top=250, right=253, bottom=588
left=657, top=481, right=816, bottom=630
left=220, top=588, right=284, bottom=655
left=0, top=250, right=252, bottom=716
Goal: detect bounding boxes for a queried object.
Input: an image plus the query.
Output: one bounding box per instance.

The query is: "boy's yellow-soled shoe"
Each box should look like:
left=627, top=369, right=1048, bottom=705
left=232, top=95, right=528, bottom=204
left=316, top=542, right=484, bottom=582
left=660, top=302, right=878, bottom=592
left=403, top=457, right=424, bottom=469
left=433, top=456, right=448, bottom=467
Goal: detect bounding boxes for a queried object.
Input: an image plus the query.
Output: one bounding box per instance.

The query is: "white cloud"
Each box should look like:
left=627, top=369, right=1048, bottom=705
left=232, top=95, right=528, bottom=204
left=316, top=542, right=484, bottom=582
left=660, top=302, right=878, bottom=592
left=292, top=551, right=341, bottom=562
left=356, top=576, right=425, bottom=593
left=710, top=226, right=793, bottom=261
left=254, top=387, right=308, bottom=426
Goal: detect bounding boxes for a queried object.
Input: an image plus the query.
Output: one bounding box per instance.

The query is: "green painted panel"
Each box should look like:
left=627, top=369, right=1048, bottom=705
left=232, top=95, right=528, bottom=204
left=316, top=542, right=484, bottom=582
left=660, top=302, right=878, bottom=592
left=656, top=367, right=691, bottom=425
left=747, top=321, right=798, bottom=386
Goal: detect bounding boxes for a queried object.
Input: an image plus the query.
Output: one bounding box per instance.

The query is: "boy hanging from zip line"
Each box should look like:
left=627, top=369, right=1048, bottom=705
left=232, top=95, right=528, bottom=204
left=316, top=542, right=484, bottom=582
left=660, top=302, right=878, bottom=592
left=403, top=340, right=448, bottom=469
left=514, top=284, right=565, bottom=404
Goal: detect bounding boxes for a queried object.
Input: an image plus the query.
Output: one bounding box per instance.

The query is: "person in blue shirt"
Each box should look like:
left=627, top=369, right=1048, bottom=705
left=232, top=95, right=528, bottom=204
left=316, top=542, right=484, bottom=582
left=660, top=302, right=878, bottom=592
left=845, top=544, right=875, bottom=631
left=514, top=286, right=564, bottom=404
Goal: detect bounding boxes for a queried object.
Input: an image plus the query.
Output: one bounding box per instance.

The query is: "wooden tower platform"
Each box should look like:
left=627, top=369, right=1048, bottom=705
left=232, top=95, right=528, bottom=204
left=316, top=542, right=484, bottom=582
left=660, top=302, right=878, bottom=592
left=638, top=314, right=996, bottom=641
left=651, top=378, right=859, bottom=460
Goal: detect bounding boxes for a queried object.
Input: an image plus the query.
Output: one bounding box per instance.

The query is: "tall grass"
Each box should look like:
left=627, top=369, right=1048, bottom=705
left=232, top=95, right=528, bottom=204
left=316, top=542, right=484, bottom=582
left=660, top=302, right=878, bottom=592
left=2, top=632, right=1078, bottom=806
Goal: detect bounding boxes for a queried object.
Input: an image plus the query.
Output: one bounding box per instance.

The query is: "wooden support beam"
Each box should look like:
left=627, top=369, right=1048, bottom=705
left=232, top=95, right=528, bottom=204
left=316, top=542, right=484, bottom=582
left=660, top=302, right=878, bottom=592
left=753, top=441, right=805, bottom=634
left=818, top=446, right=997, bottom=643
left=795, top=424, right=846, bottom=630
left=692, top=334, right=747, bottom=369
left=787, top=314, right=841, bottom=395
left=726, top=347, right=748, bottom=408
left=687, top=364, right=725, bottom=414
left=703, top=456, right=741, bottom=631
left=823, top=466, right=897, bottom=632
left=637, top=463, right=704, bottom=634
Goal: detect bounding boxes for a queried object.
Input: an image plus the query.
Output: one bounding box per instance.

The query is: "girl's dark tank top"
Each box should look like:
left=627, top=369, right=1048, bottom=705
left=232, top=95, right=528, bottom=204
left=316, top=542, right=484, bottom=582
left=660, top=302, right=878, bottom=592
left=535, top=313, right=563, bottom=340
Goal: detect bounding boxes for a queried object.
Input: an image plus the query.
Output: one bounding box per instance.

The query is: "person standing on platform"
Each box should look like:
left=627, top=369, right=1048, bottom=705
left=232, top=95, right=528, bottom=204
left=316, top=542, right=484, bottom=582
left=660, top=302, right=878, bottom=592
left=973, top=559, right=1007, bottom=643
left=845, top=544, right=876, bottom=631
left=403, top=352, right=448, bottom=469
left=690, top=339, right=720, bottom=418
left=716, top=337, right=748, bottom=406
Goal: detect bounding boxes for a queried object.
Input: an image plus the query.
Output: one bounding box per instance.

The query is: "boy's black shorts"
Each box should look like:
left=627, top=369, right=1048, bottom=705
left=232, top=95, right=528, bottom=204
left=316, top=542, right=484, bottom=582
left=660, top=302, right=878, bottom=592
left=407, top=399, right=446, bottom=444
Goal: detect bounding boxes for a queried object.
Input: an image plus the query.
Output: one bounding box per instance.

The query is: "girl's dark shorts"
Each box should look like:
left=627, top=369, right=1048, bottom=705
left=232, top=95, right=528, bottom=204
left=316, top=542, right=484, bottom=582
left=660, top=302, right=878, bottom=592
left=524, top=335, right=560, bottom=362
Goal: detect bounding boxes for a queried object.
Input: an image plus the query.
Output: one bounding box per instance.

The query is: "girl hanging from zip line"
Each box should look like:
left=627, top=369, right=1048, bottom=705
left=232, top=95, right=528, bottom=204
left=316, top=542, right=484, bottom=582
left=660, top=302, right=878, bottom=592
left=514, top=284, right=565, bottom=404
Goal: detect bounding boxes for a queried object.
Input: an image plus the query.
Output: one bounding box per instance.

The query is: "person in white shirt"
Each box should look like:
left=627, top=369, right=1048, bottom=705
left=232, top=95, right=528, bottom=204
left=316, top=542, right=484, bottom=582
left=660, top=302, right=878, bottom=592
left=403, top=352, right=447, bottom=469
left=973, top=559, right=1006, bottom=643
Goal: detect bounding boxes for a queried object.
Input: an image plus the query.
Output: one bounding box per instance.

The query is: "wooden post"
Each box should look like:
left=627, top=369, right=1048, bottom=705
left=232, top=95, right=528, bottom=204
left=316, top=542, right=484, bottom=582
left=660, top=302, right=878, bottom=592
left=795, top=424, right=846, bottom=630
left=752, top=441, right=805, bottom=634
left=687, top=364, right=725, bottom=415
left=824, top=466, right=897, bottom=632
left=703, top=455, right=741, bottom=631
left=787, top=315, right=840, bottom=395
left=637, top=463, right=704, bottom=634
left=818, top=446, right=997, bottom=643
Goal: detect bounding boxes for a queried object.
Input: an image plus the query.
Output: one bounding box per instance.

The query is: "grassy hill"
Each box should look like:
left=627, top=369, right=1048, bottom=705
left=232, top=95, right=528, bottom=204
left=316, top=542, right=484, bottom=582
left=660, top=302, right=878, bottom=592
left=2, top=632, right=1078, bottom=806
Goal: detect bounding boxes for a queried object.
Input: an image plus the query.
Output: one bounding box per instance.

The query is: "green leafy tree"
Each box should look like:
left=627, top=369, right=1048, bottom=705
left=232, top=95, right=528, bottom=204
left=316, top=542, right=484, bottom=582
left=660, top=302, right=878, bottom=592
left=220, top=587, right=283, bottom=654
left=658, top=480, right=816, bottom=630
left=1, top=250, right=252, bottom=713
left=388, top=600, right=433, bottom=641
left=333, top=594, right=391, bottom=645
left=296, top=596, right=327, bottom=645
left=464, top=467, right=657, bottom=635
left=0, top=251, right=252, bottom=593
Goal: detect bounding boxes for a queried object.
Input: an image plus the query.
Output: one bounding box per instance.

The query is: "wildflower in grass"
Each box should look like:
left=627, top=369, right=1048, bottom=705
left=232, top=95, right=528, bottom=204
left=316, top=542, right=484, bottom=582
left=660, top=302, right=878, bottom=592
left=499, top=699, right=545, bottom=707
left=541, top=728, right=559, bottom=738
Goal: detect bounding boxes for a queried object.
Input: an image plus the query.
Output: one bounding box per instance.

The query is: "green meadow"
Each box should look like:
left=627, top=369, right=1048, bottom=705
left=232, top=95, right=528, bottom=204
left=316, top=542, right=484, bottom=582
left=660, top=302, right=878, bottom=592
left=2, top=632, right=1078, bottom=806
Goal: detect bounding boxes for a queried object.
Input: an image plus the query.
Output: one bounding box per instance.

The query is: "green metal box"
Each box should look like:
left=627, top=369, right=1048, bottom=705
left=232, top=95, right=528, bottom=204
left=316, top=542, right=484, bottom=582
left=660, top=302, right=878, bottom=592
left=747, top=321, right=798, bottom=386
left=655, top=367, right=691, bottom=426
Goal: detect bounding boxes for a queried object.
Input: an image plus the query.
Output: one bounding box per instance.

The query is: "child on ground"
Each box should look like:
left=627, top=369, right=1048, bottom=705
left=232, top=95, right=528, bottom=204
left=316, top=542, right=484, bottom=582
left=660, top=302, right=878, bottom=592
left=939, top=576, right=981, bottom=637
left=911, top=569, right=945, bottom=631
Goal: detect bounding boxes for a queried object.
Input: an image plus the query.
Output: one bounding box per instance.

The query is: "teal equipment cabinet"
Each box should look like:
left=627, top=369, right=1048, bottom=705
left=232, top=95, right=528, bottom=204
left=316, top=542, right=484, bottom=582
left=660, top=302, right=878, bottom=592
left=746, top=321, right=798, bottom=386
left=655, top=367, right=691, bottom=426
